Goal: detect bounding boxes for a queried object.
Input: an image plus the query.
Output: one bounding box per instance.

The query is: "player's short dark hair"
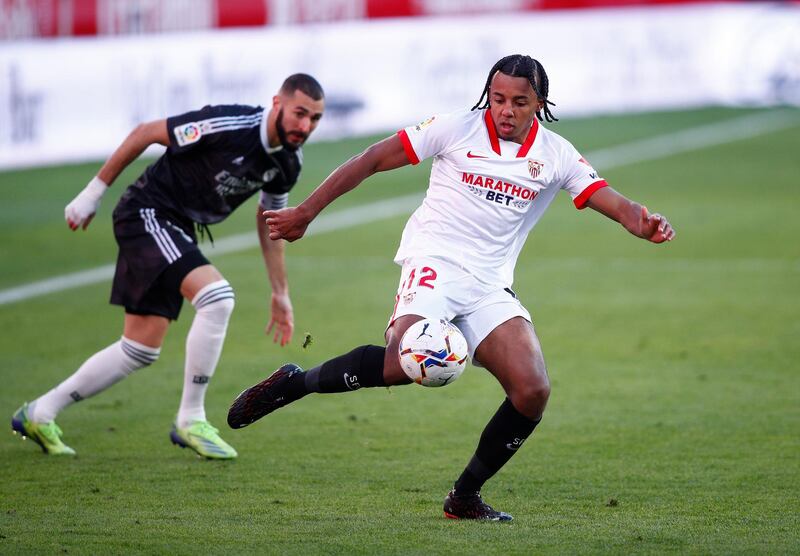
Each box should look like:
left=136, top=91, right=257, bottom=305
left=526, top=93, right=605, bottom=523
left=472, top=54, right=557, bottom=122
left=280, top=73, right=325, bottom=101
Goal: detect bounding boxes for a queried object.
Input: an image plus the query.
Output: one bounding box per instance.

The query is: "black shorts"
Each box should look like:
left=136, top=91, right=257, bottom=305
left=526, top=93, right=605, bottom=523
left=110, top=202, right=210, bottom=320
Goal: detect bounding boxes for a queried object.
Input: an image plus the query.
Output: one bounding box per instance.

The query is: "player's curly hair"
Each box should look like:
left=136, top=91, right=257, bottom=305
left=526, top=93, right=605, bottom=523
left=472, top=54, right=557, bottom=122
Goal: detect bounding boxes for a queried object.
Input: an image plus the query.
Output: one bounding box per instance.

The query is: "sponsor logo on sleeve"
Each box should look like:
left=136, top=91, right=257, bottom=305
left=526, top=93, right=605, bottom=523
left=174, top=122, right=202, bottom=146
left=579, top=156, right=600, bottom=179
left=413, top=115, right=436, bottom=132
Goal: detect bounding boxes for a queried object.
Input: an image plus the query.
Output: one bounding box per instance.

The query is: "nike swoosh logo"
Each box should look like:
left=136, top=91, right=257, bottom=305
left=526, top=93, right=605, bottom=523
left=467, top=151, right=488, bottom=159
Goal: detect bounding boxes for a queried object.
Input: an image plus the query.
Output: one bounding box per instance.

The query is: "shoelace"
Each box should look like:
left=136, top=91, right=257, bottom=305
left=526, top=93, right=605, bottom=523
left=454, top=492, right=495, bottom=513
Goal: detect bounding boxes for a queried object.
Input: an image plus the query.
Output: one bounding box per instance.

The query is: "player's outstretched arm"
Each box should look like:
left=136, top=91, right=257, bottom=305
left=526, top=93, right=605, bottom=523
left=256, top=205, right=294, bottom=346
left=263, top=134, right=410, bottom=241
left=65, top=119, right=168, bottom=231
left=585, top=186, right=676, bottom=243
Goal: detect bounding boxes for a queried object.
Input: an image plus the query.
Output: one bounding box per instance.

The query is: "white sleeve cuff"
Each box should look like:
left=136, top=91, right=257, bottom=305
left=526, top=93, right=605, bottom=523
left=259, top=191, right=289, bottom=210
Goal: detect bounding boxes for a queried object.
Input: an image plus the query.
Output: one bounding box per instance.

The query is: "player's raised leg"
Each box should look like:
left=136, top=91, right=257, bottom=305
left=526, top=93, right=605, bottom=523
left=169, top=264, right=238, bottom=459
left=444, top=316, right=549, bottom=521
left=227, top=315, right=419, bottom=429
left=12, top=314, right=165, bottom=455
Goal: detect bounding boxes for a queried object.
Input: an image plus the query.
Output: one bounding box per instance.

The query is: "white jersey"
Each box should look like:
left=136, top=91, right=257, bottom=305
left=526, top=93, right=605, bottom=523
left=395, top=108, right=607, bottom=287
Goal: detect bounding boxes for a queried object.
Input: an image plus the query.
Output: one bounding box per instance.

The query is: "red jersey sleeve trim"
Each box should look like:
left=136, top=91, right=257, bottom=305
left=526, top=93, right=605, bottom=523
left=483, top=110, right=502, bottom=155
left=574, top=180, right=608, bottom=209
left=397, top=129, right=420, bottom=165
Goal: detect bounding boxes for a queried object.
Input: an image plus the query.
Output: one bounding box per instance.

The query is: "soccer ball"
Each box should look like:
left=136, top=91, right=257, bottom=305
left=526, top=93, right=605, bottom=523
left=398, top=318, right=469, bottom=387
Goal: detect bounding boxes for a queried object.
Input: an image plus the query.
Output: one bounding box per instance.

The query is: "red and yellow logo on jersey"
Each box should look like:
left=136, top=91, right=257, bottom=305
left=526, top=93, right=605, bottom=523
left=414, top=116, right=436, bottom=132
left=528, top=160, right=544, bottom=179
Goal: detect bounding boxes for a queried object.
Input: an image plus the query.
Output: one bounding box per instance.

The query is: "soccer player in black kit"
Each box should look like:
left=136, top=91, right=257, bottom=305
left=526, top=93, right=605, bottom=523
left=12, top=74, right=325, bottom=459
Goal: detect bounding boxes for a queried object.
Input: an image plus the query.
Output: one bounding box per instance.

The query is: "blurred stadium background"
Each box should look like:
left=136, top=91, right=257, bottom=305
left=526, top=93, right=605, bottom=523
left=1, top=1, right=799, bottom=554
left=2, top=0, right=799, bottom=168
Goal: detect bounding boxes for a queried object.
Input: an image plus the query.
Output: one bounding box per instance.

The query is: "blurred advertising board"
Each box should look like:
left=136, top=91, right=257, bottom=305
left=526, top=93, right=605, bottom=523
left=2, top=0, right=736, bottom=39
left=0, top=3, right=798, bottom=169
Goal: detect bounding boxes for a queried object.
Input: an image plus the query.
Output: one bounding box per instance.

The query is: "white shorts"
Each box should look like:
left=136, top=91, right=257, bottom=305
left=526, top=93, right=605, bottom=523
left=387, top=256, right=532, bottom=367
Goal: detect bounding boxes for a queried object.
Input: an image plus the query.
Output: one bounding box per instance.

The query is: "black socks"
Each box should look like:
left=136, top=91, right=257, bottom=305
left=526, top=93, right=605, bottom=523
left=454, top=398, right=541, bottom=495
left=303, top=345, right=386, bottom=393
left=289, top=350, right=538, bottom=496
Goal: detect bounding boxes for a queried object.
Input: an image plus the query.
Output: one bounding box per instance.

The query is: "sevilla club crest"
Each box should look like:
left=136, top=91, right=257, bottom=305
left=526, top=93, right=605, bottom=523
left=528, top=160, right=544, bottom=179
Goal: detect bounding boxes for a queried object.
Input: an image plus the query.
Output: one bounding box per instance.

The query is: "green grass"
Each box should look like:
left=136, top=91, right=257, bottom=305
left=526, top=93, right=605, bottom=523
left=1, top=107, right=799, bottom=554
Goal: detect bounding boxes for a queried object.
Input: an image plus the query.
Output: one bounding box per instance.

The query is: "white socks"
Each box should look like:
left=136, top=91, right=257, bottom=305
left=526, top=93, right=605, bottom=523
left=30, top=337, right=160, bottom=423
left=29, top=280, right=234, bottom=428
left=176, top=280, right=235, bottom=428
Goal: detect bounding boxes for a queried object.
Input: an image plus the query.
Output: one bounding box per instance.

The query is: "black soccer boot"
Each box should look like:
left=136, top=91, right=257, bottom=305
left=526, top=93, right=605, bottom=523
left=443, top=489, right=513, bottom=522
left=227, top=364, right=305, bottom=429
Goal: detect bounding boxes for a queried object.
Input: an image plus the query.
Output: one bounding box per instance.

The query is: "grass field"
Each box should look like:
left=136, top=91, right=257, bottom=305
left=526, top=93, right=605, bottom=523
left=1, top=107, right=798, bottom=554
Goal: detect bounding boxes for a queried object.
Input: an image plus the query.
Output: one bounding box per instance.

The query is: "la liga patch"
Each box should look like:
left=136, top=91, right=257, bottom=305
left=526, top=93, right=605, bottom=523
left=174, top=122, right=203, bottom=146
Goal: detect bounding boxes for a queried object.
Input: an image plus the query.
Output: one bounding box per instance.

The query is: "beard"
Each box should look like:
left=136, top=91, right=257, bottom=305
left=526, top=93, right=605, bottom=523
left=276, top=108, right=307, bottom=151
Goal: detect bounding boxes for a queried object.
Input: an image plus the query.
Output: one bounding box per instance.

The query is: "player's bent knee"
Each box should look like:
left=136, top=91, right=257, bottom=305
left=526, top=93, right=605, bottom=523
left=192, top=280, right=235, bottom=323
left=199, top=295, right=235, bottom=322
left=510, top=378, right=551, bottom=417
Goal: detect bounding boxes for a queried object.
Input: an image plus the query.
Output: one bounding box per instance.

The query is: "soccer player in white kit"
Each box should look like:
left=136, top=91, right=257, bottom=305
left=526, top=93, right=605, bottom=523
left=228, top=55, right=675, bottom=521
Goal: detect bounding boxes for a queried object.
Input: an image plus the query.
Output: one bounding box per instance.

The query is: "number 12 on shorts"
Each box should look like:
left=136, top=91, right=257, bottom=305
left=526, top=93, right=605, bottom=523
left=404, top=266, right=438, bottom=291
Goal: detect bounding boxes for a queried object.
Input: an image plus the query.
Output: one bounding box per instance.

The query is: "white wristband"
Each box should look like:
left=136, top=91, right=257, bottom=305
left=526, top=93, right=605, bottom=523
left=86, top=176, right=109, bottom=201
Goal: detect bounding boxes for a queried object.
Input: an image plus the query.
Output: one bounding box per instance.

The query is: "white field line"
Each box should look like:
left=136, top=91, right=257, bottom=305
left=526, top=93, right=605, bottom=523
left=0, top=194, right=424, bottom=306
left=585, top=110, right=800, bottom=169
left=2, top=109, right=799, bottom=306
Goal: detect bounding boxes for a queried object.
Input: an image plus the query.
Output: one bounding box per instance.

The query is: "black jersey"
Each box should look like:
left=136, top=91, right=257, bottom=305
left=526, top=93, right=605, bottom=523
left=118, top=104, right=301, bottom=225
